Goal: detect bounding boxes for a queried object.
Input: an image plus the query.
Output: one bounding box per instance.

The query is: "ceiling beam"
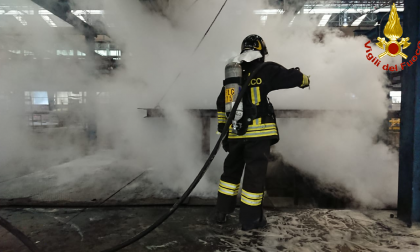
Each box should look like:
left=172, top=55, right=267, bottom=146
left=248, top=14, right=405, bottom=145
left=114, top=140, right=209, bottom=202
left=31, top=0, right=103, bottom=38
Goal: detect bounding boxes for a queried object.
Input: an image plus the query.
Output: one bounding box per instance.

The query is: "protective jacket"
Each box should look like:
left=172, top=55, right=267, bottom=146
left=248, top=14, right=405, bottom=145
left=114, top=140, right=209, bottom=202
left=217, top=61, right=307, bottom=145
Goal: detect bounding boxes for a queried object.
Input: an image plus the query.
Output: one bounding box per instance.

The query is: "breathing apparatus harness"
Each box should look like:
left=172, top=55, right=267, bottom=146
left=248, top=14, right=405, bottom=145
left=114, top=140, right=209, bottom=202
left=223, top=61, right=276, bottom=136
left=101, top=62, right=280, bottom=252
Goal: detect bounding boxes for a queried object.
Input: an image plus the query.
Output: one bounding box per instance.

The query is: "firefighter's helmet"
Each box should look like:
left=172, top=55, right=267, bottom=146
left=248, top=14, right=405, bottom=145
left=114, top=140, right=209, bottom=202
left=241, top=34, right=268, bottom=56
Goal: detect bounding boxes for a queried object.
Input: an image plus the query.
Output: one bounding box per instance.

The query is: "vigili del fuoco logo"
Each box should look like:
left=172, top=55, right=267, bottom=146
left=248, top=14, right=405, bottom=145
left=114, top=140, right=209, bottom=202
left=364, top=3, right=419, bottom=72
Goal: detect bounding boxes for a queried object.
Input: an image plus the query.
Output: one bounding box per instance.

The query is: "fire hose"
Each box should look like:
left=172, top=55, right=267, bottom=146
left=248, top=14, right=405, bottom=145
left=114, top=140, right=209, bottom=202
left=0, top=215, right=41, bottom=252
left=101, top=62, right=279, bottom=252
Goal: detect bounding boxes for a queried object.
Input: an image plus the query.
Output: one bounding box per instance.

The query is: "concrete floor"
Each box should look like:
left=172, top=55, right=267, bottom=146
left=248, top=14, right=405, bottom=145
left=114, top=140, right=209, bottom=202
left=1, top=207, right=419, bottom=252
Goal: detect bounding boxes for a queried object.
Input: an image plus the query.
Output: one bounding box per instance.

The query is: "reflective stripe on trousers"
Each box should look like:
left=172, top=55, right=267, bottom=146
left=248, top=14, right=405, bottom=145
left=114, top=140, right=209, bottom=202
left=218, top=180, right=239, bottom=196
left=241, top=189, right=263, bottom=206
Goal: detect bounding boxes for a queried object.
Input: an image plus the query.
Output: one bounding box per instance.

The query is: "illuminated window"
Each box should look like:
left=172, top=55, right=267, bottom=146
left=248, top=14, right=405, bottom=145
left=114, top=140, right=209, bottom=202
left=109, top=50, right=121, bottom=56
left=41, top=15, right=57, bottom=27
left=56, top=92, right=83, bottom=106
left=260, top=15, right=267, bottom=25
left=95, top=50, right=107, bottom=56
left=318, top=14, right=331, bottom=26
left=56, top=92, right=69, bottom=105
left=57, top=50, right=68, bottom=56
left=390, top=91, right=401, bottom=104
left=25, top=91, right=49, bottom=105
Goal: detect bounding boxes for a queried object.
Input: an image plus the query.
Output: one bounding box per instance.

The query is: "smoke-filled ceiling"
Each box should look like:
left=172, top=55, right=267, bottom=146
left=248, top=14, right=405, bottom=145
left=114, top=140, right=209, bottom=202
left=0, top=0, right=405, bottom=30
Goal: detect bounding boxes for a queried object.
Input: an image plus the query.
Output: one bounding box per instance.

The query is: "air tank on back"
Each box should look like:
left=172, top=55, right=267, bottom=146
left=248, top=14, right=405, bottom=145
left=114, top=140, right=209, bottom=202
left=224, top=62, right=243, bottom=134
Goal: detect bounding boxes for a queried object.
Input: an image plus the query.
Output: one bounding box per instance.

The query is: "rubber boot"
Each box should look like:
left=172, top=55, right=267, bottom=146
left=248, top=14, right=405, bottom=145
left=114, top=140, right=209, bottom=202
left=241, top=214, right=267, bottom=231
left=214, top=211, right=228, bottom=224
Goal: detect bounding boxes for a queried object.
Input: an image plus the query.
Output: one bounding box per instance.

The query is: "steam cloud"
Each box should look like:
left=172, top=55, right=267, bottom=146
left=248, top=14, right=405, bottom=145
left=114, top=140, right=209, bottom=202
left=0, top=0, right=400, bottom=208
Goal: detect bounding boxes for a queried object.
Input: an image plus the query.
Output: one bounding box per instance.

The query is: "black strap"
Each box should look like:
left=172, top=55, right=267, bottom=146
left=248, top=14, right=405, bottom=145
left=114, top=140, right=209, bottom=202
left=223, top=77, right=242, bottom=86
left=256, top=106, right=266, bottom=118
left=248, top=95, right=274, bottom=120
left=266, top=97, right=275, bottom=118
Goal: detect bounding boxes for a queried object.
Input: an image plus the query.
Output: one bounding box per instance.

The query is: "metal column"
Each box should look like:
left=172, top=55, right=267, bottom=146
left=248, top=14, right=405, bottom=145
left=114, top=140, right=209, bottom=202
left=85, top=35, right=97, bottom=142
left=201, top=117, right=210, bottom=155
left=398, top=0, right=420, bottom=226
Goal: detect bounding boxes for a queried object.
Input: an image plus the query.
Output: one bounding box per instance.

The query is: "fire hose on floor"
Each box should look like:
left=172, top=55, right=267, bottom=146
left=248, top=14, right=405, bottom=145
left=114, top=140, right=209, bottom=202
left=0, top=215, right=41, bottom=252
left=101, top=62, right=280, bottom=252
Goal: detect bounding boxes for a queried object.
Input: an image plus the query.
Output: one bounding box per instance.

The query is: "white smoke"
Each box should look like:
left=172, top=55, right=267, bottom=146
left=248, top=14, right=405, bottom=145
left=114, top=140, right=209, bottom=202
left=0, top=0, right=400, bottom=208
left=99, top=0, right=399, bottom=207
left=0, top=7, right=94, bottom=181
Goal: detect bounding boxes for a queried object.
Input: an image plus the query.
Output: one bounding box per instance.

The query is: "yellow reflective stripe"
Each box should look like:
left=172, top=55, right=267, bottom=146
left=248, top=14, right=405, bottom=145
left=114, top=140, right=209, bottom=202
left=246, top=127, right=277, bottom=132
left=220, top=180, right=240, bottom=190
left=248, top=123, right=276, bottom=130
left=219, top=190, right=239, bottom=196
left=219, top=182, right=239, bottom=190
left=220, top=187, right=239, bottom=195
left=219, top=188, right=237, bottom=196
left=229, top=130, right=278, bottom=139
left=242, top=189, right=263, bottom=199
left=246, top=128, right=277, bottom=132
left=301, top=74, right=309, bottom=87
left=218, top=180, right=239, bottom=196
left=229, top=130, right=277, bottom=137
left=241, top=196, right=262, bottom=206
left=229, top=123, right=277, bottom=134
left=229, top=128, right=276, bottom=134
left=252, top=118, right=260, bottom=125
left=228, top=123, right=277, bottom=138
left=256, top=87, right=261, bottom=104
left=251, top=87, right=256, bottom=104
left=228, top=123, right=277, bottom=129
left=219, top=184, right=238, bottom=191
left=250, top=87, right=261, bottom=105
left=218, top=112, right=227, bottom=122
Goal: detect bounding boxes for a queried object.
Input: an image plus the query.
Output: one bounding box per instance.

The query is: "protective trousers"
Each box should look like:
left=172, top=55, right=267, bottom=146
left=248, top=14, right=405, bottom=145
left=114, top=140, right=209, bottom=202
left=216, top=138, right=271, bottom=225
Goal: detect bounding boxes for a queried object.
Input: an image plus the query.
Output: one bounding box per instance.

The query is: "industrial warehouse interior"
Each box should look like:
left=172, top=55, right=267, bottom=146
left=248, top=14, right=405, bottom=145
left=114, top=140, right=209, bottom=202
left=0, top=0, right=419, bottom=251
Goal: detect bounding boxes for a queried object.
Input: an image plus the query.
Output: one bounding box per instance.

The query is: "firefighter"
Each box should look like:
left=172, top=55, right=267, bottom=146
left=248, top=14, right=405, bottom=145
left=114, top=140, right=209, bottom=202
left=215, top=34, right=310, bottom=231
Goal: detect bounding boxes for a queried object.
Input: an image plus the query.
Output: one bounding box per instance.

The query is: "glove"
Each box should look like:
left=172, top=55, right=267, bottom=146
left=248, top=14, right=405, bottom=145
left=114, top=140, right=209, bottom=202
left=218, top=121, right=227, bottom=133
left=222, top=135, right=229, bottom=152
left=300, top=74, right=310, bottom=89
